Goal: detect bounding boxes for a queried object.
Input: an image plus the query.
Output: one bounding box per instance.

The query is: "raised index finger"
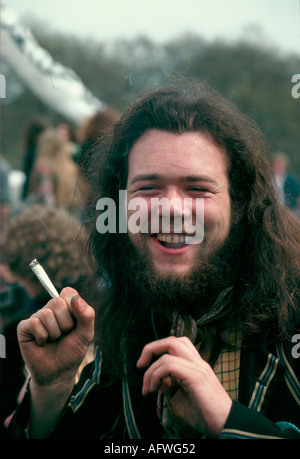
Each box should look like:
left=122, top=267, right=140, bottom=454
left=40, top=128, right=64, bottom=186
left=136, top=336, right=200, bottom=368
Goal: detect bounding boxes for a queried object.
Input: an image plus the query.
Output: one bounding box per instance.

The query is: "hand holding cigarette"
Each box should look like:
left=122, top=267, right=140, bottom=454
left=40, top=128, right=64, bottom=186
left=17, top=285, right=95, bottom=437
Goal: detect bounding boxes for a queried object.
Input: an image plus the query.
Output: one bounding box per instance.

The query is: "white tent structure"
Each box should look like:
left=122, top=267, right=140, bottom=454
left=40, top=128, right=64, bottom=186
left=1, top=2, right=106, bottom=125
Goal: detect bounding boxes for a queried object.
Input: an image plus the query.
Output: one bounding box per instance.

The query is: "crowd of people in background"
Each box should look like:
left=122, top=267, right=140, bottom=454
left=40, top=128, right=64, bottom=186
left=0, top=104, right=299, bottom=438
left=0, top=108, right=120, bottom=437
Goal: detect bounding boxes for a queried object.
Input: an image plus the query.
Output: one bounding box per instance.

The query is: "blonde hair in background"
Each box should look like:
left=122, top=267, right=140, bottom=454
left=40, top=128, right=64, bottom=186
left=29, top=128, right=80, bottom=209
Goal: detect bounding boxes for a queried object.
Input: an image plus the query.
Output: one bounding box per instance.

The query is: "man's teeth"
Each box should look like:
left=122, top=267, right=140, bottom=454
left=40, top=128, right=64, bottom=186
left=156, top=234, right=191, bottom=244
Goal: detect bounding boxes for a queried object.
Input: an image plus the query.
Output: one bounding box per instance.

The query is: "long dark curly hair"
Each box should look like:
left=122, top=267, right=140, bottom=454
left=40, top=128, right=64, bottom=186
left=84, top=78, right=300, bottom=378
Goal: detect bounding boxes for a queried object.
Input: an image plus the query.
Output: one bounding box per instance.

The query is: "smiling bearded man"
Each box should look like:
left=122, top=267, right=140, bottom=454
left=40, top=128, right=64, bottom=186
left=123, top=129, right=244, bottom=318
left=9, top=79, right=300, bottom=440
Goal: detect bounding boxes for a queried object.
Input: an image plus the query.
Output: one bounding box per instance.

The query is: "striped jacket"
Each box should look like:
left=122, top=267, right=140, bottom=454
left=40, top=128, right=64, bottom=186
left=9, top=332, right=300, bottom=439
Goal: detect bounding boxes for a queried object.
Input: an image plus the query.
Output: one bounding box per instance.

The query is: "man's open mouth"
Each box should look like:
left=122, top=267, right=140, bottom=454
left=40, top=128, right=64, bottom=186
left=153, top=233, right=194, bottom=249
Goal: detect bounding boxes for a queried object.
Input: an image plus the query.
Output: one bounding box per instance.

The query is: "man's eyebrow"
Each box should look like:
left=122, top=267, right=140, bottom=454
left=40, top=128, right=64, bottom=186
left=128, top=174, right=161, bottom=185
left=128, top=174, right=218, bottom=186
left=183, top=175, right=218, bottom=185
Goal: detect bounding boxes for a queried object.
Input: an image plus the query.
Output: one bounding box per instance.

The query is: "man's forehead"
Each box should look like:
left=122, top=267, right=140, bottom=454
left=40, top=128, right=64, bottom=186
left=127, top=129, right=228, bottom=157
left=126, top=129, right=229, bottom=184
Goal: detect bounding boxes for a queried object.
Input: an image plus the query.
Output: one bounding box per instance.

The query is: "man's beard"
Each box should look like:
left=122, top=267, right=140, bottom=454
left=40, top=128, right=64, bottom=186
left=122, top=218, right=244, bottom=319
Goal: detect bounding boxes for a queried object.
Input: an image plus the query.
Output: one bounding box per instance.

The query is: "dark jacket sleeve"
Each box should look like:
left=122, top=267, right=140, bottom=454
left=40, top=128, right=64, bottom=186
left=220, top=400, right=300, bottom=439
left=8, top=347, right=125, bottom=439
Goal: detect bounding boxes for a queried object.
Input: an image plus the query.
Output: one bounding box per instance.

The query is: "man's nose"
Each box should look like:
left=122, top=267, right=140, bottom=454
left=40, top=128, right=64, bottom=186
left=164, top=189, right=192, bottom=216
left=151, top=189, right=192, bottom=233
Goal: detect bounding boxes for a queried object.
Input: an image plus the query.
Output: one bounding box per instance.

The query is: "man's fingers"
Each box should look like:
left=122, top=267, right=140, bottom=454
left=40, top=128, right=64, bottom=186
left=33, top=306, right=63, bottom=342
left=20, top=316, right=49, bottom=346
left=18, top=313, right=53, bottom=347
left=18, top=287, right=94, bottom=348
left=32, top=292, right=77, bottom=342
left=44, top=298, right=75, bottom=333
left=18, top=297, right=74, bottom=346
left=141, top=355, right=193, bottom=395
left=137, top=337, right=207, bottom=398
left=137, top=336, right=200, bottom=368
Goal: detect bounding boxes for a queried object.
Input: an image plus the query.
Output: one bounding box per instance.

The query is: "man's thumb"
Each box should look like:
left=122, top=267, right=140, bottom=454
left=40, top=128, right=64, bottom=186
left=70, top=295, right=95, bottom=345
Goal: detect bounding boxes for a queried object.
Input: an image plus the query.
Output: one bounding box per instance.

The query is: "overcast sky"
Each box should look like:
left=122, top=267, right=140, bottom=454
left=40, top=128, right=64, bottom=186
left=4, top=0, right=300, bottom=55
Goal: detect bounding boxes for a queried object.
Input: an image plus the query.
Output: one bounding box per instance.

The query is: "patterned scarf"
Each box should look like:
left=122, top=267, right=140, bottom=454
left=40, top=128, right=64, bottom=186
left=156, top=286, right=242, bottom=438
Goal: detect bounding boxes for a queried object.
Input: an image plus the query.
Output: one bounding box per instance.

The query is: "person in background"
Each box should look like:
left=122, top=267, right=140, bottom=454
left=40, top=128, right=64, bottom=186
left=21, top=116, right=50, bottom=201
left=272, top=152, right=300, bottom=211
left=56, top=123, right=81, bottom=163
left=27, top=128, right=81, bottom=214
left=0, top=204, right=91, bottom=437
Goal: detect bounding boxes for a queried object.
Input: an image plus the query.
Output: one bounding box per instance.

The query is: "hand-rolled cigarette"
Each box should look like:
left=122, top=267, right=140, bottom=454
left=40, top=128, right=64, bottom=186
left=29, top=258, right=59, bottom=298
